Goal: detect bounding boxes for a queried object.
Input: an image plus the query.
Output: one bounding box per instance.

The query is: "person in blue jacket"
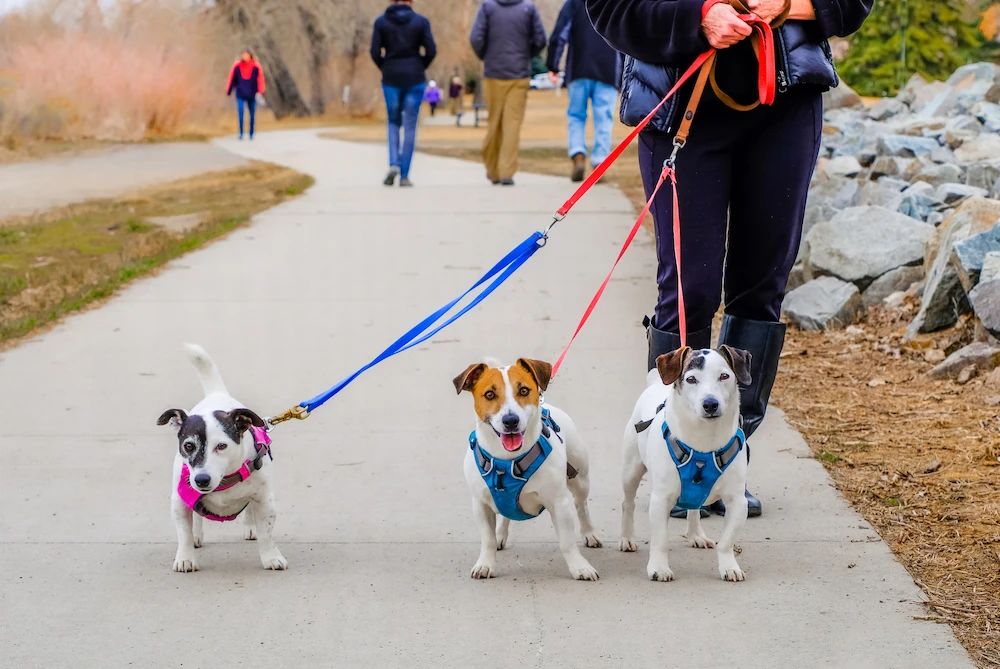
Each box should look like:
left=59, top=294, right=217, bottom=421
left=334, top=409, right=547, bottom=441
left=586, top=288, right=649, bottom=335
left=370, top=0, right=437, bottom=187
left=546, top=0, right=620, bottom=182
left=586, top=0, right=872, bottom=517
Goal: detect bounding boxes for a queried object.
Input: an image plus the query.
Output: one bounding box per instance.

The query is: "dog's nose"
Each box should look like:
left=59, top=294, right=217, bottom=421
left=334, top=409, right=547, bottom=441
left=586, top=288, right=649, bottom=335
left=702, top=397, right=720, bottom=415
left=501, top=413, right=520, bottom=431
left=193, top=472, right=212, bottom=489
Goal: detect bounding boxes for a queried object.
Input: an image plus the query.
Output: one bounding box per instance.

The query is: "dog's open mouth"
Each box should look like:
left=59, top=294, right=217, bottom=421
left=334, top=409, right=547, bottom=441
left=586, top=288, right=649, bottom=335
left=499, top=432, right=525, bottom=452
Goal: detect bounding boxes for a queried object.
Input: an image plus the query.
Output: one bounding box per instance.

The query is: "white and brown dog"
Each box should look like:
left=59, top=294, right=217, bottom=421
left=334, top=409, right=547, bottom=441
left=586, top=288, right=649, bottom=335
left=621, top=346, right=753, bottom=582
left=157, top=344, right=287, bottom=572
left=454, top=358, right=601, bottom=581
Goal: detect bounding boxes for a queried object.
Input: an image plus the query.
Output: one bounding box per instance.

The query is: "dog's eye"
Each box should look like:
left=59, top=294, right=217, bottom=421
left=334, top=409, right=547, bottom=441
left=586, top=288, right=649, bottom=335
left=215, top=443, right=227, bottom=452
left=182, top=442, right=196, bottom=455
left=484, top=389, right=496, bottom=401
left=685, top=376, right=697, bottom=384
left=719, top=373, right=730, bottom=381
left=518, top=386, right=530, bottom=397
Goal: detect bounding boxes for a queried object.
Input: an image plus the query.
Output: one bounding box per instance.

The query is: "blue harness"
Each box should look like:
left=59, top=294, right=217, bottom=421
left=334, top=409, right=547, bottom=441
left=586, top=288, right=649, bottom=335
left=662, top=421, right=746, bottom=511
left=470, top=409, right=567, bottom=521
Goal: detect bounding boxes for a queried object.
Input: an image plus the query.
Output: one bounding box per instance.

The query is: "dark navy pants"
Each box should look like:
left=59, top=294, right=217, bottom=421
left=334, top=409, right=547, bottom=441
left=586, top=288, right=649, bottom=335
left=639, top=87, right=822, bottom=333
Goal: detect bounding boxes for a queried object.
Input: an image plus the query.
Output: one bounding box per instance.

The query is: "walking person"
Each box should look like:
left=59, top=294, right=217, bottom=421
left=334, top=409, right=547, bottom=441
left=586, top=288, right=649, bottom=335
left=586, top=0, right=871, bottom=517
left=370, top=0, right=437, bottom=187
left=469, top=0, right=547, bottom=186
left=225, top=50, right=265, bottom=141
left=424, top=80, right=442, bottom=116
left=448, top=75, right=465, bottom=125
left=546, top=0, right=620, bottom=182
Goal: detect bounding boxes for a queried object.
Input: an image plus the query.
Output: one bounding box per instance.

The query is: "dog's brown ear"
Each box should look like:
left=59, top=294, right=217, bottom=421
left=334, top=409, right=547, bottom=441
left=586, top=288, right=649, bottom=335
left=719, top=345, right=753, bottom=386
left=157, top=409, right=187, bottom=429
left=229, top=408, right=266, bottom=435
left=655, top=347, right=692, bottom=385
left=453, top=362, right=487, bottom=394
left=516, top=358, right=553, bottom=392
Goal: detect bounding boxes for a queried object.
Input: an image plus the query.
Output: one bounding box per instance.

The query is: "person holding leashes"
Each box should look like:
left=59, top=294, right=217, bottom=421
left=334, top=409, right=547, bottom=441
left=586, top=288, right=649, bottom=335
left=586, top=0, right=871, bottom=517
left=225, top=49, right=265, bottom=140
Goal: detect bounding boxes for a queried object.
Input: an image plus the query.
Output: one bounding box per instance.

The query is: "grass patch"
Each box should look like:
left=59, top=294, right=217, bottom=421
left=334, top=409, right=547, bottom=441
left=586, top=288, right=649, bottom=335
left=0, top=162, right=313, bottom=345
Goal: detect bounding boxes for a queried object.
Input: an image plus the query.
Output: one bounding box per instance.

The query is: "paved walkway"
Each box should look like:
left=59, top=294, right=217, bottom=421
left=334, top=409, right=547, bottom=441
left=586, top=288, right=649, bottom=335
left=0, top=142, right=249, bottom=220
left=0, top=130, right=972, bottom=667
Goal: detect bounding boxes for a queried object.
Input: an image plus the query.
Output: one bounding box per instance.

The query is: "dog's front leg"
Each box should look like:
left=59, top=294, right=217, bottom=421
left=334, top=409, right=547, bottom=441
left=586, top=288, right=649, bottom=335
left=684, top=509, right=714, bottom=549
left=549, top=492, right=599, bottom=581
left=716, top=492, right=748, bottom=582
left=250, top=495, right=287, bottom=570
left=471, top=500, right=499, bottom=578
left=647, top=490, right=677, bottom=581
left=171, top=498, right=199, bottom=572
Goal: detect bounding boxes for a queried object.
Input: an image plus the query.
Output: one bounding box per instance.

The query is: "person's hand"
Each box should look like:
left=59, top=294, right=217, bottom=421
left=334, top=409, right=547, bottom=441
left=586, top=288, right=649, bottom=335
left=702, top=3, right=753, bottom=49
left=549, top=71, right=560, bottom=85
left=746, top=0, right=787, bottom=23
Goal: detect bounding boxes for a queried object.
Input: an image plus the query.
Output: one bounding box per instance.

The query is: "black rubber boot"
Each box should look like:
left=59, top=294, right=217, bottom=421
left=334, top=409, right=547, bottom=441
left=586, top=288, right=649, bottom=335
left=645, top=317, right=714, bottom=518
left=711, top=314, right=787, bottom=518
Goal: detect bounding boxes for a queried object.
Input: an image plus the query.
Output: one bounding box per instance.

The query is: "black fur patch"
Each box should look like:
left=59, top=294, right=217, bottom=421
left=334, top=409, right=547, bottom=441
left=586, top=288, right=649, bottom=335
left=177, top=414, right=207, bottom=467
left=686, top=353, right=705, bottom=371
left=213, top=410, right=242, bottom=445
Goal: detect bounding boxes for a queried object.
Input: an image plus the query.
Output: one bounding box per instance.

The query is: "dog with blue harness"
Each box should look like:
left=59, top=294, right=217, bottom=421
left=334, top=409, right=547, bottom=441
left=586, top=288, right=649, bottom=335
left=621, top=345, right=755, bottom=582
left=455, top=358, right=601, bottom=581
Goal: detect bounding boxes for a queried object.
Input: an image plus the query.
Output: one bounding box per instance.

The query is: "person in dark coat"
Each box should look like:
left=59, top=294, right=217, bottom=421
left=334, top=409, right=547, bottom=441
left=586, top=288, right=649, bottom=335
left=546, top=0, right=620, bottom=182
left=225, top=50, right=266, bottom=140
left=370, top=0, right=437, bottom=187
left=586, top=0, right=872, bottom=517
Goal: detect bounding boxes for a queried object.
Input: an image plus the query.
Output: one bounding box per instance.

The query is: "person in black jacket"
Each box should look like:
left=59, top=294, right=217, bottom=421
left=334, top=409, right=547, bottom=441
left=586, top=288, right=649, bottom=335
left=587, top=0, right=871, bottom=518
left=370, top=0, right=437, bottom=187
left=546, top=0, right=620, bottom=182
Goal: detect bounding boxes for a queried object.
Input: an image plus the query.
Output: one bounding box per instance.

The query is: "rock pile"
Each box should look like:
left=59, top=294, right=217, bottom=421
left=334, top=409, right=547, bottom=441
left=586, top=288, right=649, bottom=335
left=784, top=62, right=1000, bottom=378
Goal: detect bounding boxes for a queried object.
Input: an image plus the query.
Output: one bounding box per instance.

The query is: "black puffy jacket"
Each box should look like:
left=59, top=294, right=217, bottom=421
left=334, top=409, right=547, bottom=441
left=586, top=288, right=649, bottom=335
left=370, top=4, right=437, bottom=88
left=586, top=0, right=872, bottom=133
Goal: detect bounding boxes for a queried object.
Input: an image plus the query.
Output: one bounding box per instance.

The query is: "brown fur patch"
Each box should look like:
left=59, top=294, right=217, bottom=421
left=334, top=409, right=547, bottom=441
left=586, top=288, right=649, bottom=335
left=507, top=364, right=541, bottom=409
left=470, top=367, right=506, bottom=422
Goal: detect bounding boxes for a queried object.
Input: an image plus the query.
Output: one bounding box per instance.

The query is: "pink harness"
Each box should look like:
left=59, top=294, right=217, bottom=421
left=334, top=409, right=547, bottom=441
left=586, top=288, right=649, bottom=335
left=177, top=426, right=272, bottom=522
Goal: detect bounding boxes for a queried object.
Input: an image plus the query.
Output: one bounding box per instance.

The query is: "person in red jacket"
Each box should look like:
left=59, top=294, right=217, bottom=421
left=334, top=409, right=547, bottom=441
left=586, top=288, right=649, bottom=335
left=225, top=50, right=266, bottom=140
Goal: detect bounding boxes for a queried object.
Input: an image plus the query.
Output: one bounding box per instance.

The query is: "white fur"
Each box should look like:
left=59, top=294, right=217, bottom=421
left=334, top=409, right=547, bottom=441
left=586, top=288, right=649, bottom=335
left=166, top=344, right=286, bottom=572
left=621, top=350, right=750, bottom=582
left=463, top=365, right=601, bottom=581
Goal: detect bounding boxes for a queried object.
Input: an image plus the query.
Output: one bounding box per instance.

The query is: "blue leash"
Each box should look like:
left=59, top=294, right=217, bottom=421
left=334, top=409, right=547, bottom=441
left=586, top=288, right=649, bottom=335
left=288, top=231, right=546, bottom=417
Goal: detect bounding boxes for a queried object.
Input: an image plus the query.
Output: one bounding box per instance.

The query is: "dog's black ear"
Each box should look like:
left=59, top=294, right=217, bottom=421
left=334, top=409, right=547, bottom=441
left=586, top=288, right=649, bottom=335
left=516, top=358, right=553, bottom=392
left=655, top=347, right=692, bottom=385
left=229, top=408, right=266, bottom=435
left=157, top=409, right=187, bottom=429
left=719, top=345, right=753, bottom=386
left=453, top=362, right=487, bottom=394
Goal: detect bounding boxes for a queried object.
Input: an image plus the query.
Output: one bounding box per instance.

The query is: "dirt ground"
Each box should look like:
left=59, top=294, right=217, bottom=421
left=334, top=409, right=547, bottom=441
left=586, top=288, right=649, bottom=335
left=368, top=92, right=1000, bottom=667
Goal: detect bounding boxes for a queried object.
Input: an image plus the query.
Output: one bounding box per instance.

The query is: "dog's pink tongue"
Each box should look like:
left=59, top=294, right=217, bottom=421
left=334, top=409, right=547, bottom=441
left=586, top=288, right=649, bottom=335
left=501, top=433, right=524, bottom=452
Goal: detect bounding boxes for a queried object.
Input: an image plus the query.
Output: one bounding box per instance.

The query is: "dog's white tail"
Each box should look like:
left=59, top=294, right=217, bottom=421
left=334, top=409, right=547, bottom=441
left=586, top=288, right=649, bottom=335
left=184, top=343, right=229, bottom=396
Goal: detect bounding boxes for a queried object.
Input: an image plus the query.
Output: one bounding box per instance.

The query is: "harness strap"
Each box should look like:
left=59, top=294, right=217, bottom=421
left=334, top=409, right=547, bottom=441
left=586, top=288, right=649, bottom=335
left=634, top=402, right=667, bottom=434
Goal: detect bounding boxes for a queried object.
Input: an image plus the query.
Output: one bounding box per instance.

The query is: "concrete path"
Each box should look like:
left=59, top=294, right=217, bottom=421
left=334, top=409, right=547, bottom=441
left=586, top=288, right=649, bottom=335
left=0, top=130, right=972, bottom=668
left=0, top=142, right=249, bottom=220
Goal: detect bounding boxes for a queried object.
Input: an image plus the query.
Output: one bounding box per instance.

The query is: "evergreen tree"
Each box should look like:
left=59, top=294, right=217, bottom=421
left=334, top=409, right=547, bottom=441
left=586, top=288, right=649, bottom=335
left=840, top=0, right=986, bottom=96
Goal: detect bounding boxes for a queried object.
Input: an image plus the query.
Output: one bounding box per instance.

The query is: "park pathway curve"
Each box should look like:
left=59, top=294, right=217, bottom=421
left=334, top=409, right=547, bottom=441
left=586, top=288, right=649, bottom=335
left=0, top=130, right=972, bottom=667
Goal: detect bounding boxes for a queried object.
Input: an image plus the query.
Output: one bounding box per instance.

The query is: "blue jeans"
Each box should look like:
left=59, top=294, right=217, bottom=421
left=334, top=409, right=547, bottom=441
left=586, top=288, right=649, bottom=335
left=236, top=96, right=256, bottom=138
left=382, top=83, right=426, bottom=178
left=567, top=79, right=617, bottom=165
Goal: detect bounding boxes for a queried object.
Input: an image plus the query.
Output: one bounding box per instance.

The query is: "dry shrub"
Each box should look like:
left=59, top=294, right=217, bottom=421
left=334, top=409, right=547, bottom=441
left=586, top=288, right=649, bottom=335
left=0, top=0, right=233, bottom=142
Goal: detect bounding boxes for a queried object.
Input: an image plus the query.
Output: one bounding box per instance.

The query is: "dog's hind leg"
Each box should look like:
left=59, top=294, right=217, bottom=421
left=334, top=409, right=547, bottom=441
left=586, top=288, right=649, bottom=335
left=171, top=498, right=199, bottom=572
left=495, top=516, right=510, bottom=551
left=568, top=472, right=602, bottom=548
left=716, top=492, right=748, bottom=582
left=192, top=513, right=204, bottom=548
left=684, top=509, right=714, bottom=549
left=250, top=495, right=287, bottom=570
left=242, top=506, right=256, bottom=541
left=619, top=435, right=645, bottom=553
left=471, top=501, right=499, bottom=578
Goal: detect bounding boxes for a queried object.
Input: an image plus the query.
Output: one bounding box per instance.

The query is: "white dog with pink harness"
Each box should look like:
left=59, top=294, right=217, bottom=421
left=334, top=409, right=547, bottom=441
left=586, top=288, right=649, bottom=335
left=158, top=344, right=287, bottom=572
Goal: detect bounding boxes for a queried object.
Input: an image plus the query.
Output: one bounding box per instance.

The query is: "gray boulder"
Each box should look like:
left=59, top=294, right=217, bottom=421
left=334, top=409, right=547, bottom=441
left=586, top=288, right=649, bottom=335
left=898, top=182, right=945, bottom=222
left=965, top=160, right=1000, bottom=193
left=908, top=81, right=952, bottom=117
left=867, top=98, right=907, bottom=121
left=952, top=222, right=1000, bottom=291
left=955, top=134, right=1000, bottom=164
left=972, top=101, right=1000, bottom=133
left=981, top=251, right=1000, bottom=283
left=806, top=206, right=933, bottom=287
left=823, top=82, right=863, bottom=110
left=783, top=277, right=861, bottom=330
left=913, top=163, right=963, bottom=187
left=858, top=181, right=904, bottom=209
left=940, top=62, right=1000, bottom=114
left=826, top=155, right=863, bottom=178
left=877, top=134, right=940, bottom=158
left=935, top=182, right=988, bottom=205
left=969, top=279, right=1000, bottom=338
left=927, top=342, right=1000, bottom=380
left=861, top=265, right=925, bottom=308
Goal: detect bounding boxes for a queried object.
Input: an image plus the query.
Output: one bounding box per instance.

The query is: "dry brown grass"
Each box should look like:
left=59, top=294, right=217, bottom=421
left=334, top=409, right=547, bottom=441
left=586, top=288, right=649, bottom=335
left=405, top=91, right=1000, bottom=666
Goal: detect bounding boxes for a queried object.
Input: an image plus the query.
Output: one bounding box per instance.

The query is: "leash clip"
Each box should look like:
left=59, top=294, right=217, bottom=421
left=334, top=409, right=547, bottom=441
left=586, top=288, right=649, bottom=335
left=265, top=404, right=310, bottom=430
left=665, top=137, right=686, bottom=169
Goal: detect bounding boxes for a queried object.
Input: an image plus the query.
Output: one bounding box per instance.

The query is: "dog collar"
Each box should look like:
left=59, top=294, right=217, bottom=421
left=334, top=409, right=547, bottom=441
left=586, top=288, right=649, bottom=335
left=662, top=421, right=745, bottom=511
left=177, top=426, right=272, bottom=523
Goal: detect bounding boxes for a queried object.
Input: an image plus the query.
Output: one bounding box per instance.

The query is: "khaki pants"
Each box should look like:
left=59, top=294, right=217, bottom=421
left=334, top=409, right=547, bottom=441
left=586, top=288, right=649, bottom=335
left=482, top=78, right=529, bottom=182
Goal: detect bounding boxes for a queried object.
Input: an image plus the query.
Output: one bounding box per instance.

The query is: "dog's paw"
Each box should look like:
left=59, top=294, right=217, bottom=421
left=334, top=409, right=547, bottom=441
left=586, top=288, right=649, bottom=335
left=244, top=527, right=257, bottom=541
left=172, top=554, right=199, bottom=573
left=686, top=534, right=715, bottom=549
left=470, top=561, right=497, bottom=579
left=647, top=564, right=675, bottom=582
left=582, top=533, right=602, bottom=549
left=619, top=538, right=638, bottom=552
left=260, top=550, right=288, bottom=571
left=569, top=562, right=599, bottom=581
left=720, top=565, right=745, bottom=582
